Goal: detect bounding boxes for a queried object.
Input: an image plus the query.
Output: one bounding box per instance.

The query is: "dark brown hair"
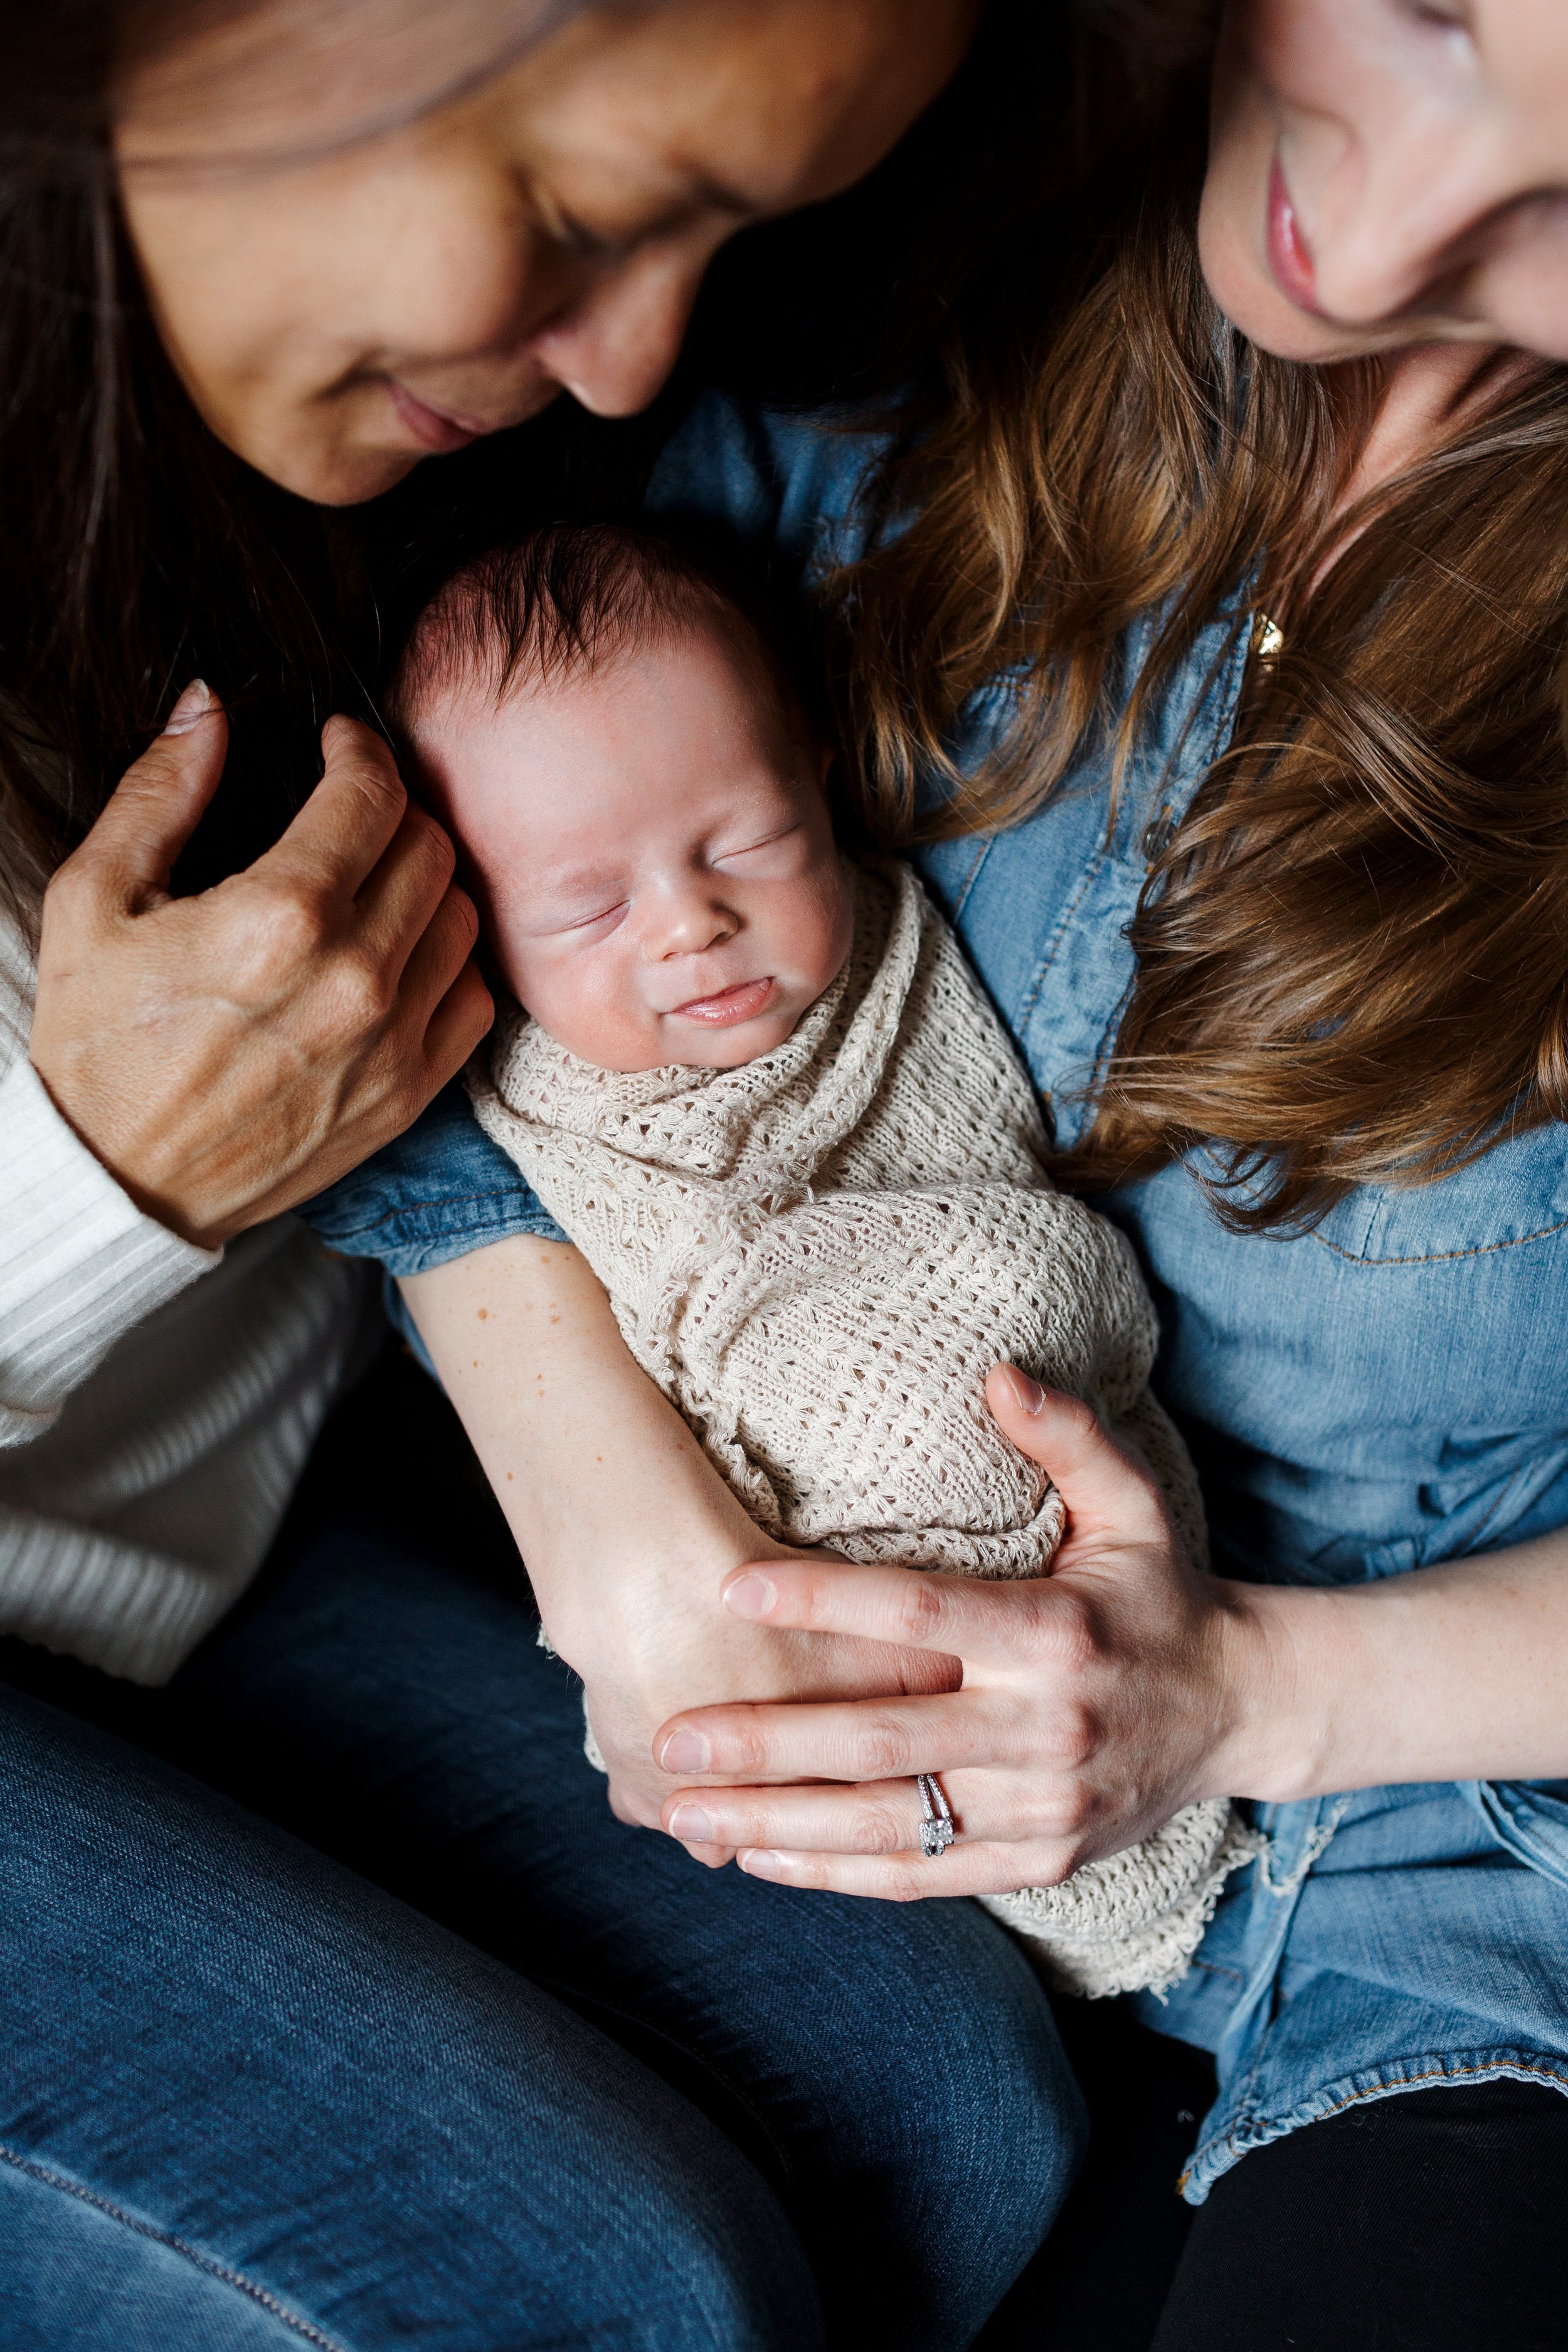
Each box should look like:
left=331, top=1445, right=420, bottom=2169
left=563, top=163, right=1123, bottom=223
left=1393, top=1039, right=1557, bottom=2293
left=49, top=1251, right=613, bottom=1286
left=0, top=6, right=367, bottom=919
left=826, top=48, right=1568, bottom=1227
left=392, top=520, right=824, bottom=757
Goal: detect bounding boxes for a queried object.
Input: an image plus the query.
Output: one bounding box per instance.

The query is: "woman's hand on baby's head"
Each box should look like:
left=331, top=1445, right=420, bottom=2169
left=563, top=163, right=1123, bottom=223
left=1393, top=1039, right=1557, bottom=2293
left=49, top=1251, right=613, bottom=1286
left=29, top=696, right=491, bottom=1247
left=411, top=622, right=852, bottom=1076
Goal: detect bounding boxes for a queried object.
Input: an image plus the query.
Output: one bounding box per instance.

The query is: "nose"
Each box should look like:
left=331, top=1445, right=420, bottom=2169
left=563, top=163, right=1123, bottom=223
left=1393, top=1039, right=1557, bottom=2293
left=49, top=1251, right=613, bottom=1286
left=642, top=877, right=740, bottom=963
left=528, top=233, right=726, bottom=417
left=1306, top=122, right=1526, bottom=332
left=1311, top=201, right=1476, bottom=329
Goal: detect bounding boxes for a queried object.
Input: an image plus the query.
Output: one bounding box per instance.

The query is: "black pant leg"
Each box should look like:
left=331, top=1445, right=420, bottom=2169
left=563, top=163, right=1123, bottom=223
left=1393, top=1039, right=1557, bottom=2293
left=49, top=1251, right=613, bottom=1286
left=1151, top=2078, right=1568, bottom=2352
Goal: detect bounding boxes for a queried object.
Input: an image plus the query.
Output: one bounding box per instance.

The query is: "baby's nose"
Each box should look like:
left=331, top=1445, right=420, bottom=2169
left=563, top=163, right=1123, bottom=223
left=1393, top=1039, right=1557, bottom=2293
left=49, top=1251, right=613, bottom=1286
left=652, top=889, right=739, bottom=958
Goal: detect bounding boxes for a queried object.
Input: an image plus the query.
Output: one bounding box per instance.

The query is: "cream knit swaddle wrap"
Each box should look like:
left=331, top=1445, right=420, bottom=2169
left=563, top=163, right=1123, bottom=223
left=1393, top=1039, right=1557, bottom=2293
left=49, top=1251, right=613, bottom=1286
left=470, top=859, right=1254, bottom=1996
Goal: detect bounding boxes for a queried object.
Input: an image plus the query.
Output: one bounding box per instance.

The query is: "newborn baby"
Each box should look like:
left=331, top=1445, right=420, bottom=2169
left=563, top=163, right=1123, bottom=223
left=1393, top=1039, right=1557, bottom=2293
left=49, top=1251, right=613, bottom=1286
left=395, top=522, right=1251, bottom=1998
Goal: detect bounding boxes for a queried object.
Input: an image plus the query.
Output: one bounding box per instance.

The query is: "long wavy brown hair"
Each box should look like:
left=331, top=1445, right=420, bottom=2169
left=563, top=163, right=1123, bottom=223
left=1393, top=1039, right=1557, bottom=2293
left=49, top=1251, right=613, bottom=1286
left=829, top=40, right=1568, bottom=1229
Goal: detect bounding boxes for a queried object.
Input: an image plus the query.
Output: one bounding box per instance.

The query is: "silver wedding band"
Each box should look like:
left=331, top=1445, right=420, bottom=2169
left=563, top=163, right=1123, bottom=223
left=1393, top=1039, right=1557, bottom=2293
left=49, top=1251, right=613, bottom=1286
left=916, top=1772, right=955, bottom=1858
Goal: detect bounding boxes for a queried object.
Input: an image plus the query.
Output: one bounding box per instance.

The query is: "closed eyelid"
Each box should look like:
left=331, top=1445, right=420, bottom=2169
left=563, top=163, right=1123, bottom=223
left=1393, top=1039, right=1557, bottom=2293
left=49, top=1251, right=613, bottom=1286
left=524, top=172, right=630, bottom=263
left=1396, top=0, right=1472, bottom=33
left=711, top=820, right=803, bottom=863
left=558, top=897, right=628, bottom=933
left=549, top=208, right=628, bottom=262
left=533, top=172, right=745, bottom=264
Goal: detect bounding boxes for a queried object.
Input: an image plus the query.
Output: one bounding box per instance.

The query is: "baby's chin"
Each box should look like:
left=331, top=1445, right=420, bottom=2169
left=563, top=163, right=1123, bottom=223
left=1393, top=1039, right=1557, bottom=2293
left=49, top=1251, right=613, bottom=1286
left=664, top=1019, right=800, bottom=1071
left=632, top=1004, right=807, bottom=1073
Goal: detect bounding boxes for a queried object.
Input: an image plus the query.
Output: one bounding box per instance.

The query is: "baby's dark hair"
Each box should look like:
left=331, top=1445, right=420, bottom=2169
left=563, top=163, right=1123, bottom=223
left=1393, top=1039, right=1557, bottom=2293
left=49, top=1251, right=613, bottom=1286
left=389, top=520, right=825, bottom=757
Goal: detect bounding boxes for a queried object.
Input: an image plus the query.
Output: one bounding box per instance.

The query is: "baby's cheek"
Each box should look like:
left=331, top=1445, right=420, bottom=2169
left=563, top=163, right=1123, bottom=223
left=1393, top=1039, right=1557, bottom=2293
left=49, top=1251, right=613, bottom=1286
left=790, top=866, right=855, bottom=993
left=519, top=951, right=665, bottom=1071
left=489, top=923, right=551, bottom=1015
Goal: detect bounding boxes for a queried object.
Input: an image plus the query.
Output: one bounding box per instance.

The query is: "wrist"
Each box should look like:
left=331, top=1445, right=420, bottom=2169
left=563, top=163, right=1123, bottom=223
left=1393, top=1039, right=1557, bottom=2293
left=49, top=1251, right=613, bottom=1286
left=28, top=1046, right=223, bottom=1249
left=1204, top=1577, right=1349, bottom=1804
left=527, top=1507, right=766, bottom=1681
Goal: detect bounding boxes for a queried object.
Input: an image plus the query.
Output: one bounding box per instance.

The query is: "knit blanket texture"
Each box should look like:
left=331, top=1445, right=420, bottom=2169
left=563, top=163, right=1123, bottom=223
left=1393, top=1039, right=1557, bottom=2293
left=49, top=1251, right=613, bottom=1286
left=470, top=859, right=1253, bottom=1996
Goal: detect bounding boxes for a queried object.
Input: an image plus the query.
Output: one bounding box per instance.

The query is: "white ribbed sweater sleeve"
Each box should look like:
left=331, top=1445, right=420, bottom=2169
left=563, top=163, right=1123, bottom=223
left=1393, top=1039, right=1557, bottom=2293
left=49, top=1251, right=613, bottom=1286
left=0, top=919, right=219, bottom=1450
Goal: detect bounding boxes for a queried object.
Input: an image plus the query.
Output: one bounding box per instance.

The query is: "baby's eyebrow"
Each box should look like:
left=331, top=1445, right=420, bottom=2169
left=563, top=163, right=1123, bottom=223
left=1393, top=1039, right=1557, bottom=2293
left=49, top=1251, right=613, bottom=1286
left=522, top=857, right=626, bottom=902
left=702, top=777, right=813, bottom=838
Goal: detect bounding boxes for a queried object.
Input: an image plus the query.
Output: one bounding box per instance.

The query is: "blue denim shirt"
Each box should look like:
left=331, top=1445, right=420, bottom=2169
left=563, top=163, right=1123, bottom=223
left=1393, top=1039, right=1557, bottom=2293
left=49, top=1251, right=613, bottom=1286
left=303, top=392, right=1568, bottom=2195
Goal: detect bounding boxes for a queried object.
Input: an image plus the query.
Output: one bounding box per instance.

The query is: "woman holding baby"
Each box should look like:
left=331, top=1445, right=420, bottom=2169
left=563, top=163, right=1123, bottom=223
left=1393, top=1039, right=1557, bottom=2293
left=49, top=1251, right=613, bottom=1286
left=4, top=0, right=1568, bottom=2345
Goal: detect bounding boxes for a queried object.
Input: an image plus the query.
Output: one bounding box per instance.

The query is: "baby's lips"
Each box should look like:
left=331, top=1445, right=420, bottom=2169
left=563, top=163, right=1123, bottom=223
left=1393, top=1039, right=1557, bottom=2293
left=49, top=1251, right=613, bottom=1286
left=667, top=976, right=778, bottom=1026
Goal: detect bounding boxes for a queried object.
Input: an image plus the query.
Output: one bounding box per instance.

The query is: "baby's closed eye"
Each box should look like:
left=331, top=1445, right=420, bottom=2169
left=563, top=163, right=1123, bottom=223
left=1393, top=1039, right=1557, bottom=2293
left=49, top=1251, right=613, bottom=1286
left=560, top=898, right=632, bottom=936
left=711, top=822, right=805, bottom=874
left=515, top=894, right=631, bottom=940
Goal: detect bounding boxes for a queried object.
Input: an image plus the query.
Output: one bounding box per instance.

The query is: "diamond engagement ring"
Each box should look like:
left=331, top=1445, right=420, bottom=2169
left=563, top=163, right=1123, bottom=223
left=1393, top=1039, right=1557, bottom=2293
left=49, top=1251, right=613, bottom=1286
left=916, top=1773, right=956, bottom=1858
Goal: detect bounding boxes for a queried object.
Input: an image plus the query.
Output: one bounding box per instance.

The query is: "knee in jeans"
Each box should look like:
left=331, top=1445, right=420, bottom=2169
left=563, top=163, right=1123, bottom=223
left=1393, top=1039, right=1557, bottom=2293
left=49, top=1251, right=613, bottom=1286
left=896, top=1964, right=1088, bottom=2252
left=569, top=2151, right=823, bottom=2352
left=950, top=2011, right=1086, bottom=2228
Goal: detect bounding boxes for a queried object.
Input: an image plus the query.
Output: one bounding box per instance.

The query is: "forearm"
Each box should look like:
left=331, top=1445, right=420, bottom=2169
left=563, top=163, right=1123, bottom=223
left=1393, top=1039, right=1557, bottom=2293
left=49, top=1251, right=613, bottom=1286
left=401, top=1236, right=935, bottom=1841
left=400, top=1237, right=773, bottom=1665
left=1219, top=1528, right=1568, bottom=1801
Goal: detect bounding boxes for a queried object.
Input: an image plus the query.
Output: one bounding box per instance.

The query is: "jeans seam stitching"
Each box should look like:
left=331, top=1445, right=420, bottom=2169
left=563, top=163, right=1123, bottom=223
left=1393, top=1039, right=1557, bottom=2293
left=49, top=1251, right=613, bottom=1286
left=1177, top=2058, right=1568, bottom=2194
left=1016, top=847, right=1110, bottom=1034
left=946, top=837, right=993, bottom=921
left=1304, top=2058, right=1568, bottom=2123
left=0, top=2141, right=352, bottom=2352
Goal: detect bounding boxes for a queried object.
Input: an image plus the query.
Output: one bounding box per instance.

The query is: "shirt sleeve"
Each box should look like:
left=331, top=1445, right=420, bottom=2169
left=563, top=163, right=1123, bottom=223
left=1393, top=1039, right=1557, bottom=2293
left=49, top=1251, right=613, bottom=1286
left=0, top=1055, right=221, bottom=1449
left=297, top=1079, right=568, bottom=1276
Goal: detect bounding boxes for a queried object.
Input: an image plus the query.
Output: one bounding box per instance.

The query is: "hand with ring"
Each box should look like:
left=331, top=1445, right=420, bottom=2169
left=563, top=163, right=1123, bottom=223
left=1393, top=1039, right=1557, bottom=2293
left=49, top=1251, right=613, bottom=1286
left=653, top=1366, right=1290, bottom=1901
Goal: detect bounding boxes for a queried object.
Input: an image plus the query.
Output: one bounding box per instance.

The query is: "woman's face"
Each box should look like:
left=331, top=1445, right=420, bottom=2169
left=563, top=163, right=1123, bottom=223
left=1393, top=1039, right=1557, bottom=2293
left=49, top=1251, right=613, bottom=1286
left=1201, top=0, right=1568, bottom=361
left=115, top=0, right=978, bottom=506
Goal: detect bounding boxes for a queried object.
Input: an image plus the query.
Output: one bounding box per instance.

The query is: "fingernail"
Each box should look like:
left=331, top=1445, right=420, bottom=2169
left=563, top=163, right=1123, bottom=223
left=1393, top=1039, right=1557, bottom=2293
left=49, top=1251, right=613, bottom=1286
left=659, top=1730, right=711, bottom=1774
left=740, top=1850, right=785, bottom=1881
left=1001, top=1366, right=1045, bottom=1416
left=668, top=1801, right=715, bottom=1842
left=723, top=1571, right=777, bottom=1619
left=162, top=679, right=214, bottom=735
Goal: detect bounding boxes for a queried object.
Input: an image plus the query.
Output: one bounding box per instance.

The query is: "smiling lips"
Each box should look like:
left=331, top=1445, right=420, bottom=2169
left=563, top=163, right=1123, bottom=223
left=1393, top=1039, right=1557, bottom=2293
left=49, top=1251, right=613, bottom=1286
left=385, top=377, right=546, bottom=452
left=1267, top=156, right=1325, bottom=315
left=386, top=380, right=490, bottom=452
left=669, top=977, right=778, bottom=1027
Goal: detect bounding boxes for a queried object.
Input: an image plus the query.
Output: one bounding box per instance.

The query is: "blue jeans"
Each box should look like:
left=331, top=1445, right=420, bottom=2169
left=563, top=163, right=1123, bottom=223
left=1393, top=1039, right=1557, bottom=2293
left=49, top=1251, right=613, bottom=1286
left=1, top=1682, right=818, bottom=2352
left=0, top=1405, right=1083, bottom=2349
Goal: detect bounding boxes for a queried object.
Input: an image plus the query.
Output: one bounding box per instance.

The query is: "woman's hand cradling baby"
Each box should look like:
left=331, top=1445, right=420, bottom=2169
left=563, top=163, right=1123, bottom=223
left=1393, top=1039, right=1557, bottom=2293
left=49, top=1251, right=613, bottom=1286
left=581, top=1534, right=964, bottom=1866
left=653, top=1367, right=1282, bottom=1898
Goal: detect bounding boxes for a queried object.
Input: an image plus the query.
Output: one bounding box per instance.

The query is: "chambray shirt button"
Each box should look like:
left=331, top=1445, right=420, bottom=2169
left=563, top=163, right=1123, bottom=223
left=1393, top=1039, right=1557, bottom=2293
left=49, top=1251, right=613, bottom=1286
left=1141, top=806, right=1177, bottom=862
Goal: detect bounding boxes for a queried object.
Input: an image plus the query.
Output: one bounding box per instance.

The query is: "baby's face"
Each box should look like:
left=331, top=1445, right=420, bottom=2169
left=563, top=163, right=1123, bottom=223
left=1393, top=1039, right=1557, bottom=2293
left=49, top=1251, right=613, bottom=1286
left=409, top=625, right=854, bottom=1072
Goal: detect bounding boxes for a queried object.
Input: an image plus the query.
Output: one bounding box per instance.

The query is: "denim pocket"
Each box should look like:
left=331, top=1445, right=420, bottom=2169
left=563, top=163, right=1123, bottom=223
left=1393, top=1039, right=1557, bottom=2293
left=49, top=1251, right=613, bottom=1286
left=1308, top=1125, right=1568, bottom=1267
left=1466, top=1780, right=1568, bottom=1892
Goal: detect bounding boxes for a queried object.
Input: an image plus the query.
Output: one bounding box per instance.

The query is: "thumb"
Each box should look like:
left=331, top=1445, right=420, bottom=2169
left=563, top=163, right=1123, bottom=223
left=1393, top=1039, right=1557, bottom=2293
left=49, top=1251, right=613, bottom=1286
left=69, top=681, right=230, bottom=912
left=985, top=1364, right=1168, bottom=1545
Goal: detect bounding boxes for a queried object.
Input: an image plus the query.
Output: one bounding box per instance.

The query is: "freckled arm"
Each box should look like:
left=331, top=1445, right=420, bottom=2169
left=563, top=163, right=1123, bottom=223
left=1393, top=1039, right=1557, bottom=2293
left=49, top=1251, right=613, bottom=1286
left=396, top=1236, right=950, bottom=1836
left=400, top=1236, right=768, bottom=1666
